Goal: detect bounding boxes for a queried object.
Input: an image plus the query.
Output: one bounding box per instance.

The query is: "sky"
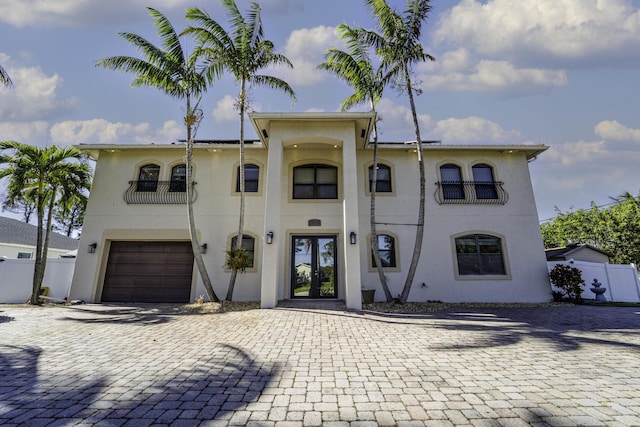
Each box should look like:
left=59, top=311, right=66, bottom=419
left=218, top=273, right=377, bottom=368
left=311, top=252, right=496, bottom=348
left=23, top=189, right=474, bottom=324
left=1, top=0, right=640, bottom=223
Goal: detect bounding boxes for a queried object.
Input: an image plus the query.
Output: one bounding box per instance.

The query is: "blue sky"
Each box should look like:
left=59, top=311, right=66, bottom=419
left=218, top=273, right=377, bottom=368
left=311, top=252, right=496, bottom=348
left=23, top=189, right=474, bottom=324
left=1, top=0, right=640, bottom=222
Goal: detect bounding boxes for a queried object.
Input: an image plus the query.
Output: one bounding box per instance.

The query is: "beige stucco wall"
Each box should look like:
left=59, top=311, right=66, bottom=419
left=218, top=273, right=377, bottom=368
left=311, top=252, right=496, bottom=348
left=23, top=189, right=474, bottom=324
left=70, top=118, right=551, bottom=305
left=354, top=148, right=550, bottom=303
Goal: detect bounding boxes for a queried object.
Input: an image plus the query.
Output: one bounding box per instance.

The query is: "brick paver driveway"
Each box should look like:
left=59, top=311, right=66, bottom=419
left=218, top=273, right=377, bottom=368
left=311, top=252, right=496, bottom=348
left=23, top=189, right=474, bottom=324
left=1, top=303, right=639, bottom=426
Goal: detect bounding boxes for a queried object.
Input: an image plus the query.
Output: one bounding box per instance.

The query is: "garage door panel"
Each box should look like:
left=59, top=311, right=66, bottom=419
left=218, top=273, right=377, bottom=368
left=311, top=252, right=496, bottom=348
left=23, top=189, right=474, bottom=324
left=102, top=241, right=194, bottom=303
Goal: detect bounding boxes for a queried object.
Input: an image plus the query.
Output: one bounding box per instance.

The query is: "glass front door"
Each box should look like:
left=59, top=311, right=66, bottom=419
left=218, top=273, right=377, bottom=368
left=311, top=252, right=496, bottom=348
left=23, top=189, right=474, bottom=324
left=291, top=235, right=337, bottom=298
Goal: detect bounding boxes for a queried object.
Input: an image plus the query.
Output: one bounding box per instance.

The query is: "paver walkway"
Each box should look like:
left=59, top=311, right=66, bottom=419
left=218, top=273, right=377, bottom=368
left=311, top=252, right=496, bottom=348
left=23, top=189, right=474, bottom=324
left=1, top=303, right=639, bottom=426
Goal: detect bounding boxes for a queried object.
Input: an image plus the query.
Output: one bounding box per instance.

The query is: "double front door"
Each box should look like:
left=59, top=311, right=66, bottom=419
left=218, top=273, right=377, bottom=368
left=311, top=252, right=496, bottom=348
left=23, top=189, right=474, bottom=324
left=291, top=235, right=337, bottom=298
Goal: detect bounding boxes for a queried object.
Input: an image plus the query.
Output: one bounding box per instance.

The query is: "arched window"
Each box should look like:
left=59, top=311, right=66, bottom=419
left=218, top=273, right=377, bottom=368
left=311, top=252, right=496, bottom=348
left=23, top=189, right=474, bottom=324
left=368, top=164, right=392, bottom=192
left=236, top=164, right=259, bottom=193
left=455, top=234, right=505, bottom=275
left=169, top=164, right=186, bottom=192
left=136, top=164, right=160, bottom=192
left=372, top=234, right=397, bottom=268
left=472, top=164, right=498, bottom=199
left=293, top=164, right=338, bottom=199
left=440, top=164, right=464, bottom=200
left=231, top=234, right=255, bottom=268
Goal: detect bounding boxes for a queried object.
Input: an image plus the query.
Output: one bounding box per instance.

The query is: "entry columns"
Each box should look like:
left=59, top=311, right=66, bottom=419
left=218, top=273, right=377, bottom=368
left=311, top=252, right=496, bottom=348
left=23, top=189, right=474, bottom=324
left=342, top=136, right=362, bottom=311
left=260, top=136, right=283, bottom=308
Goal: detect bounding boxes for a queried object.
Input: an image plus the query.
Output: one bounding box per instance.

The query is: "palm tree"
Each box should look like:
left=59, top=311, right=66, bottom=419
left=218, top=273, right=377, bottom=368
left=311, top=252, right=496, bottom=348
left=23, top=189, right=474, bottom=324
left=184, top=0, right=296, bottom=301
left=317, top=23, right=393, bottom=302
left=358, top=0, right=434, bottom=303
left=0, top=64, right=12, bottom=87
left=95, top=7, right=220, bottom=302
left=0, top=142, right=91, bottom=304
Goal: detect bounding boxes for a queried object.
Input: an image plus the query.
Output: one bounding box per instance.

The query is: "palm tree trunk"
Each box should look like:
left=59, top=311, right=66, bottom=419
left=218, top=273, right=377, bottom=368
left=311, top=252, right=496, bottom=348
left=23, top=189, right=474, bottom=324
left=186, top=96, right=219, bottom=302
left=226, top=84, right=247, bottom=301
left=30, top=192, right=46, bottom=304
left=370, top=117, right=393, bottom=302
left=399, top=69, right=425, bottom=304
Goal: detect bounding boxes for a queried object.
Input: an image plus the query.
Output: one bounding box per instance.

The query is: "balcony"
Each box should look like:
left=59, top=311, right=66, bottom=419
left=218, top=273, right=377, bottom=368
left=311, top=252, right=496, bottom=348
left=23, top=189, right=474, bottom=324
left=434, top=181, right=508, bottom=205
left=123, top=181, right=198, bottom=204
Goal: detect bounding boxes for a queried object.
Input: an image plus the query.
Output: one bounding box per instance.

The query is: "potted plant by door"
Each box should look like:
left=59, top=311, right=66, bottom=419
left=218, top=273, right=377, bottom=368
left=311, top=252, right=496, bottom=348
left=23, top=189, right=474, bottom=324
left=361, top=288, right=375, bottom=304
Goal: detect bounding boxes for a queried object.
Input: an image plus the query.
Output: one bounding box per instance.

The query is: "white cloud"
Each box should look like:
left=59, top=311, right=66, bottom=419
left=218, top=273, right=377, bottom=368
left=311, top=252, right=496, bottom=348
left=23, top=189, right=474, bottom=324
left=0, top=121, right=49, bottom=145
left=421, top=52, right=567, bottom=94
left=212, top=95, right=238, bottom=123
left=0, top=61, right=78, bottom=121
left=544, top=140, right=609, bottom=167
left=434, top=0, right=640, bottom=67
left=432, top=116, right=522, bottom=144
left=49, top=119, right=181, bottom=145
left=595, top=120, right=640, bottom=142
left=374, top=99, right=519, bottom=144
left=0, top=0, right=193, bottom=27
left=280, top=26, right=339, bottom=86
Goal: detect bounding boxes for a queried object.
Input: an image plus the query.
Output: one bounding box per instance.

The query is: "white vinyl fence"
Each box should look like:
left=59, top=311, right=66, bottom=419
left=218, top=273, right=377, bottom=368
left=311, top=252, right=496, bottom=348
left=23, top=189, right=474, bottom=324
left=0, top=258, right=76, bottom=303
left=548, top=260, right=640, bottom=303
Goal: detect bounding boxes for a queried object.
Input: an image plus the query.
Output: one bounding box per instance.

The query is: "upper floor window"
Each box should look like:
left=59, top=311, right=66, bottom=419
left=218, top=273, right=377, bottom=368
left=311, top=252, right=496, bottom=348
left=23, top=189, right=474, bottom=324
left=293, top=164, right=338, bottom=199
left=236, top=164, right=259, bottom=193
left=368, top=164, right=392, bottom=193
left=472, top=164, right=498, bottom=199
left=440, top=164, right=464, bottom=200
left=372, top=234, right=396, bottom=268
left=455, top=234, right=505, bottom=275
left=169, top=164, right=186, bottom=192
left=136, top=164, right=160, bottom=192
left=231, top=234, right=255, bottom=268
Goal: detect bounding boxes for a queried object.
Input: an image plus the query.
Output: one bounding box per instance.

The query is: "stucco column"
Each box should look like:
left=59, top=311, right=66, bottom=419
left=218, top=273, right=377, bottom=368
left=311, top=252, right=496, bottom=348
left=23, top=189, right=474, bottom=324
left=342, top=135, right=362, bottom=311
left=260, top=136, right=283, bottom=308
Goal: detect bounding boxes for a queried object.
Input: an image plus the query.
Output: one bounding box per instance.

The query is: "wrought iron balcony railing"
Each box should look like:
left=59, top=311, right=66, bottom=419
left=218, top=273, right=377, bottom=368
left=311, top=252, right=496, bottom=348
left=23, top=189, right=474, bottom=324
left=434, top=181, right=508, bottom=205
left=123, top=180, right=198, bottom=204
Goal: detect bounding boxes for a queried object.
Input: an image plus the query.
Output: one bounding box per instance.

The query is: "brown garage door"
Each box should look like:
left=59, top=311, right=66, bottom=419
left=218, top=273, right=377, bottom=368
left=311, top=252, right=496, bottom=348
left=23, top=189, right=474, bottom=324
left=102, top=241, right=194, bottom=303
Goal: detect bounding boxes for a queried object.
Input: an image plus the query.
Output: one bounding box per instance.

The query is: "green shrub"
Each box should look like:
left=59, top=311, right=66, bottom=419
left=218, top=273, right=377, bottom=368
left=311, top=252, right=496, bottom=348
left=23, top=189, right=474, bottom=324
left=225, top=247, right=252, bottom=273
left=549, top=264, right=585, bottom=303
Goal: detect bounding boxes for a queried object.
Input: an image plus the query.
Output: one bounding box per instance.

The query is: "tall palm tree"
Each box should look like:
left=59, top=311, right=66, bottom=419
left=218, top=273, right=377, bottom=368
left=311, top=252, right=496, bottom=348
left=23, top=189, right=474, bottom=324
left=0, top=142, right=91, bottom=304
left=358, top=0, right=434, bottom=303
left=317, top=23, right=393, bottom=302
left=95, top=7, right=220, bottom=302
left=0, top=64, right=12, bottom=87
left=184, top=0, right=296, bottom=301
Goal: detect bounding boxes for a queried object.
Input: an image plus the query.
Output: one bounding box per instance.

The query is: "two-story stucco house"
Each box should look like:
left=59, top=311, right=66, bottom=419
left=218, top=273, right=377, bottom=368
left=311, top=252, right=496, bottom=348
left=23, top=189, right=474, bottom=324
left=69, top=112, right=551, bottom=310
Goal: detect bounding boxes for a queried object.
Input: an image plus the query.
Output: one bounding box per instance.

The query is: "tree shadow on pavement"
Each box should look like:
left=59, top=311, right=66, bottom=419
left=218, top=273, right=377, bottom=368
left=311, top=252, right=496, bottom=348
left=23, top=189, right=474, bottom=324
left=0, top=344, right=107, bottom=424
left=60, top=304, right=190, bottom=325
left=0, top=343, right=276, bottom=425
left=422, top=306, right=640, bottom=352
left=356, top=305, right=640, bottom=352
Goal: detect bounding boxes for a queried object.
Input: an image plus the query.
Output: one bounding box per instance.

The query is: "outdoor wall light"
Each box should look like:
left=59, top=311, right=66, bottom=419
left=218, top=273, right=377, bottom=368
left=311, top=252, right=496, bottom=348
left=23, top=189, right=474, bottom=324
left=350, top=232, right=357, bottom=245
left=88, top=243, right=97, bottom=254
left=266, top=231, right=274, bottom=244
left=201, top=243, right=208, bottom=254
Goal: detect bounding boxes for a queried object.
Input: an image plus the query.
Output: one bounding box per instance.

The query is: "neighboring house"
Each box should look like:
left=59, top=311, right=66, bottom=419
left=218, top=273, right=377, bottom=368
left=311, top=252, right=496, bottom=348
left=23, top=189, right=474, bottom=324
left=69, top=112, right=551, bottom=310
left=545, top=243, right=611, bottom=264
left=0, top=215, right=79, bottom=259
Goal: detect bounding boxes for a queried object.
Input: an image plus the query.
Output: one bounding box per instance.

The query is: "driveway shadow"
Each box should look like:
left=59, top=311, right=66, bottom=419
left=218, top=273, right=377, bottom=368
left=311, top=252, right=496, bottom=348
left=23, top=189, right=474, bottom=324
left=420, top=306, right=640, bottom=352
left=60, top=304, right=193, bottom=325
left=0, top=343, right=276, bottom=425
